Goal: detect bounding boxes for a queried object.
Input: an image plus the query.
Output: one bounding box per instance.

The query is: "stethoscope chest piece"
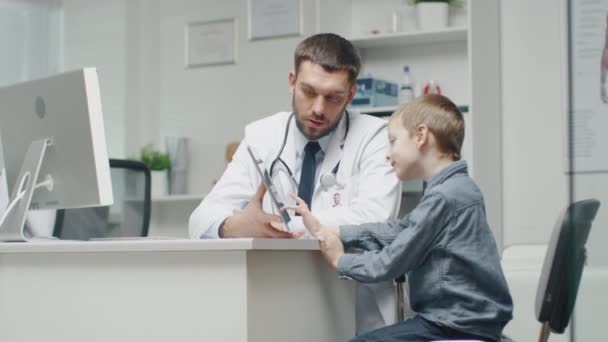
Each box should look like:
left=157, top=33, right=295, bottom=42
left=320, top=173, right=344, bottom=190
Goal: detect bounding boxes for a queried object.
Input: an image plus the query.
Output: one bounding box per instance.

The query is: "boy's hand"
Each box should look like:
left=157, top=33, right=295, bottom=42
left=318, top=231, right=344, bottom=270
left=282, top=193, right=343, bottom=268
left=282, top=193, right=324, bottom=237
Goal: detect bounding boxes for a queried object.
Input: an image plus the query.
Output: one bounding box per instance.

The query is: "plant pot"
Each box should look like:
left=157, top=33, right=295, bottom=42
left=151, top=170, right=168, bottom=198
left=416, top=3, right=449, bottom=31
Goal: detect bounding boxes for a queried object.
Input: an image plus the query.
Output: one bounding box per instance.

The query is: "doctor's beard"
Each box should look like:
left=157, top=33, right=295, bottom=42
left=292, top=96, right=346, bottom=141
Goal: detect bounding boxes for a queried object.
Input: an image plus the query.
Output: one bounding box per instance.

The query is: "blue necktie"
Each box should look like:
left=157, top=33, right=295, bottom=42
left=298, top=141, right=321, bottom=210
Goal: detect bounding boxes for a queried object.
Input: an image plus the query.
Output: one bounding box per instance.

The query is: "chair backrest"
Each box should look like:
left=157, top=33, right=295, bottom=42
left=534, top=198, right=601, bottom=334
left=53, top=159, right=151, bottom=240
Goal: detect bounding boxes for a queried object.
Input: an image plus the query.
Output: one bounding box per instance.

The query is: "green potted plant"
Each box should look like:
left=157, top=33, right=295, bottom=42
left=409, top=0, right=463, bottom=30
left=140, top=144, right=171, bottom=197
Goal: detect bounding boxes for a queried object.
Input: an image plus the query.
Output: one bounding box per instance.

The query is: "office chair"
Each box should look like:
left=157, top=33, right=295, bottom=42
left=53, top=159, right=151, bottom=240
left=534, top=198, right=600, bottom=342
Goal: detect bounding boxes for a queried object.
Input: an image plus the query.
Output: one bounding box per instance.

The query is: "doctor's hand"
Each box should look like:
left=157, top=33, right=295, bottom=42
left=219, top=184, right=295, bottom=239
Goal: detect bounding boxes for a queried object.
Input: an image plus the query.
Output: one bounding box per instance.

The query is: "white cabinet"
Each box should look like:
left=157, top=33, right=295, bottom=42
left=316, top=0, right=504, bottom=245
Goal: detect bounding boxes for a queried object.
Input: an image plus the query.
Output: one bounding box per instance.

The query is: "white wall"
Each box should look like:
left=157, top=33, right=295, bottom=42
left=124, top=0, right=161, bottom=162
left=62, top=0, right=127, bottom=158
left=567, top=0, right=608, bottom=268
left=572, top=176, right=608, bottom=266
left=500, top=0, right=570, bottom=247
left=126, top=0, right=319, bottom=195
left=55, top=0, right=601, bottom=253
left=0, top=0, right=62, bottom=212
left=0, top=0, right=61, bottom=87
left=500, top=3, right=608, bottom=338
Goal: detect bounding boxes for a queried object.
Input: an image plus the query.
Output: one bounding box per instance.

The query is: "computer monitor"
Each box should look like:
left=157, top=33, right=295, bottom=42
left=0, top=68, right=113, bottom=241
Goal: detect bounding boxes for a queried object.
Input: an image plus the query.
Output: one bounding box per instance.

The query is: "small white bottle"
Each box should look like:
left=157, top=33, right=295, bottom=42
left=399, top=65, right=415, bottom=104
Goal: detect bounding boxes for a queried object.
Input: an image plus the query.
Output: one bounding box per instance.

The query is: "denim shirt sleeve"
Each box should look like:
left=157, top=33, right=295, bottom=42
left=337, top=192, right=451, bottom=283
left=340, top=216, right=409, bottom=251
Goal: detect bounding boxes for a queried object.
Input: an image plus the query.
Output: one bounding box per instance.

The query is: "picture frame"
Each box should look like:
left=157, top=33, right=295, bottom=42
left=248, top=0, right=302, bottom=40
left=185, top=18, right=236, bottom=68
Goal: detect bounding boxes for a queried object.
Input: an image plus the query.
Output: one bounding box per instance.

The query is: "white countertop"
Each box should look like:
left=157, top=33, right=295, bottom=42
left=0, top=238, right=321, bottom=254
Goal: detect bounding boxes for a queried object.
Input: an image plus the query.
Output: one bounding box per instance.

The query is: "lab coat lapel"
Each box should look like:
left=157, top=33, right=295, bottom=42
left=314, top=114, right=346, bottom=194
left=281, top=132, right=297, bottom=182
left=271, top=114, right=296, bottom=197
left=281, top=117, right=297, bottom=177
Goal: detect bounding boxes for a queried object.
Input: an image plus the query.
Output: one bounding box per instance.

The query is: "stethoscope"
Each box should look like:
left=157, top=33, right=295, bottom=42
left=269, top=111, right=350, bottom=191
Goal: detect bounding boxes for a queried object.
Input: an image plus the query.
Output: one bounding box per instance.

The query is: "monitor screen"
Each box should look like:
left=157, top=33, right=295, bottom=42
left=0, top=68, right=113, bottom=240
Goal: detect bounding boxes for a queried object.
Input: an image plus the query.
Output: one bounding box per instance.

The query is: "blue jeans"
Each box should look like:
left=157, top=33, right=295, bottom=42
left=349, top=315, right=496, bottom=342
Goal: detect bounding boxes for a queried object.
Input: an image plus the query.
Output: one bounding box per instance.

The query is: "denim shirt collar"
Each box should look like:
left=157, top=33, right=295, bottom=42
left=426, top=160, right=468, bottom=190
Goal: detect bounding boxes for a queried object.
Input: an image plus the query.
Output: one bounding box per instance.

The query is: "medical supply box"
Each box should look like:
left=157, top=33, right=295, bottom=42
left=351, top=77, right=399, bottom=107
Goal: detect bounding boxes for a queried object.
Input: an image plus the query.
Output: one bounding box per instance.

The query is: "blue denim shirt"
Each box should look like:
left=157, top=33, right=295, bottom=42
left=337, top=160, right=513, bottom=341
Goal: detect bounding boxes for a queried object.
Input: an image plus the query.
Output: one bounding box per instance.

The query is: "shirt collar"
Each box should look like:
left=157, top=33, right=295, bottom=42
left=292, top=113, right=341, bottom=158
left=426, top=159, right=468, bottom=189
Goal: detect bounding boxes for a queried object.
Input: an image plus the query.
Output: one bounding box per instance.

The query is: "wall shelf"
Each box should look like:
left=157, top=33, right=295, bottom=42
left=354, top=105, right=470, bottom=117
left=353, top=106, right=398, bottom=115
left=349, top=27, right=467, bottom=49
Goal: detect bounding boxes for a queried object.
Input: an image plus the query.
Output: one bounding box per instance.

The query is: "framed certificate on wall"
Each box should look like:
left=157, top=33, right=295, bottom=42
left=185, top=18, right=236, bottom=68
left=248, top=0, right=301, bottom=40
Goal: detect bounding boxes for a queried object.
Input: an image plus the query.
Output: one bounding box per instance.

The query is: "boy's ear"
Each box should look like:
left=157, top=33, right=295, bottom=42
left=416, top=124, right=429, bottom=148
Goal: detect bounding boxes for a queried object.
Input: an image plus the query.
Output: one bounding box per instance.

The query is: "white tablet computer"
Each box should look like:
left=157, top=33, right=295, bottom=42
left=246, top=146, right=292, bottom=230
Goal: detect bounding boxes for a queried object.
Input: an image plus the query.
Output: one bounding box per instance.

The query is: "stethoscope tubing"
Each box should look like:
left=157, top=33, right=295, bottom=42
left=269, top=111, right=350, bottom=182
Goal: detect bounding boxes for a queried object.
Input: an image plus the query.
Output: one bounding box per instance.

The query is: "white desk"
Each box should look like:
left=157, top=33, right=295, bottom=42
left=0, top=239, right=355, bottom=342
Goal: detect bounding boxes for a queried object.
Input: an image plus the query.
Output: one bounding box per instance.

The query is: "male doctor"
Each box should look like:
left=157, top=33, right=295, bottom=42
left=189, top=33, right=402, bottom=334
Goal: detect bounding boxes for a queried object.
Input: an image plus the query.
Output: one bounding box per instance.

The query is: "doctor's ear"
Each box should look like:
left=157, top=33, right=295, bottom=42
left=288, top=71, right=296, bottom=94
left=347, top=82, right=357, bottom=103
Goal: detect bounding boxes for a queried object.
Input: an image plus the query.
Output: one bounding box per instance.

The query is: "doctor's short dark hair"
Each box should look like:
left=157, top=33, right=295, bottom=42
left=294, top=33, right=361, bottom=84
left=392, top=94, right=465, bottom=161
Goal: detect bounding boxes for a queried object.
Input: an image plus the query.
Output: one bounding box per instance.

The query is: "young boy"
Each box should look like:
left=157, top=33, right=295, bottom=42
left=286, top=94, right=513, bottom=342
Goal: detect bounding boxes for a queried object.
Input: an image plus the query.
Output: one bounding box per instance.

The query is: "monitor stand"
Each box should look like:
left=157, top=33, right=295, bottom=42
left=0, top=138, right=52, bottom=242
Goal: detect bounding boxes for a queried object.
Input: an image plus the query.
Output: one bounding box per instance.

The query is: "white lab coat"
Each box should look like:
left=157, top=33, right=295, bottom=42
left=189, top=111, right=402, bottom=333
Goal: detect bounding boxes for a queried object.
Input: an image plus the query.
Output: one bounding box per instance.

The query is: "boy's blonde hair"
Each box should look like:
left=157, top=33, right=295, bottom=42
left=391, top=94, right=464, bottom=160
